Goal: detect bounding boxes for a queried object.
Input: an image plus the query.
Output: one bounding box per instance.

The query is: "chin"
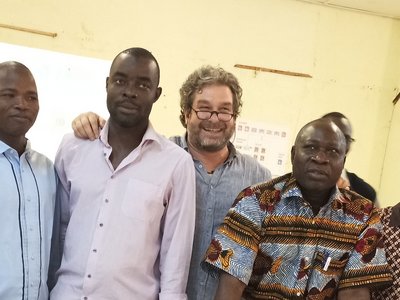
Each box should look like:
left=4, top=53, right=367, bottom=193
left=199, top=141, right=226, bottom=152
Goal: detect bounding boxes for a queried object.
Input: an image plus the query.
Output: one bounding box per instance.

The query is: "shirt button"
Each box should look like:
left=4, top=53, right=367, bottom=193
left=83, top=297, right=88, bottom=300
left=105, top=199, right=109, bottom=203
left=199, top=164, right=203, bottom=169
left=93, top=249, right=97, bottom=253
left=87, top=274, right=92, bottom=278
left=27, top=197, right=31, bottom=202
left=296, top=292, right=301, bottom=296
left=99, top=223, right=103, bottom=227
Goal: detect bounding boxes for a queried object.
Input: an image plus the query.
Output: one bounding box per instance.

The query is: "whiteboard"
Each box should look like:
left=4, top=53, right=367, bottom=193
left=0, top=42, right=111, bottom=161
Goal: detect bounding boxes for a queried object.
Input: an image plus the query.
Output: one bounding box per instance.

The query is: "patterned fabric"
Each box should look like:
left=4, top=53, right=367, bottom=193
left=372, top=205, right=400, bottom=299
left=202, top=173, right=392, bottom=300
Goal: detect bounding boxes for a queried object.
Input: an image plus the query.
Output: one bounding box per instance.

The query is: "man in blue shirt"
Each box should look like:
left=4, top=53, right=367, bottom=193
left=0, top=61, right=57, bottom=299
left=71, top=65, right=272, bottom=300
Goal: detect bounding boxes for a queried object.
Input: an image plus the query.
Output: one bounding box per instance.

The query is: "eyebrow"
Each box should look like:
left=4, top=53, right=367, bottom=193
left=111, top=72, right=152, bottom=83
left=196, top=99, right=233, bottom=107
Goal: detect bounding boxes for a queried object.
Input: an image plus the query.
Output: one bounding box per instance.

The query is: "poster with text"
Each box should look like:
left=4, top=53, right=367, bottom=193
left=234, top=120, right=290, bottom=177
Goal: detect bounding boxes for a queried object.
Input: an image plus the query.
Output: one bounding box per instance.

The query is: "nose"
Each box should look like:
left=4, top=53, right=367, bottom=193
left=123, top=83, right=137, bottom=98
left=13, top=95, right=28, bottom=109
left=209, top=111, right=220, bottom=121
left=311, top=151, right=329, bottom=163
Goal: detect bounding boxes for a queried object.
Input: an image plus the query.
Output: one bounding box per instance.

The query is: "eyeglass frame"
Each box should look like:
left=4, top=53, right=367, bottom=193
left=190, top=107, right=235, bottom=122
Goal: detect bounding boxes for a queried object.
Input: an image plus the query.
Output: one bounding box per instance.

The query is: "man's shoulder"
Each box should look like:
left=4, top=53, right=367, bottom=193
left=156, top=134, right=191, bottom=159
left=28, top=148, right=54, bottom=167
left=233, top=149, right=272, bottom=178
left=335, top=188, right=377, bottom=221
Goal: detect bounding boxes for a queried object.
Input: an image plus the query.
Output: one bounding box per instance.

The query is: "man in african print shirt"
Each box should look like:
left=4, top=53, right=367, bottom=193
left=372, top=202, right=400, bottom=299
left=202, top=118, right=392, bottom=300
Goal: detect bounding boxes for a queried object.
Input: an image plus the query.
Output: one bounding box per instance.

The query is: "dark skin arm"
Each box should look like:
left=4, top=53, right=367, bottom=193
left=214, top=272, right=246, bottom=300
left=337, top=287, right=370, bottom=300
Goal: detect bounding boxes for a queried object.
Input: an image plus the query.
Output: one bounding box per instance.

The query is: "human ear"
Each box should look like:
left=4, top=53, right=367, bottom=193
left=291, top=146, right=295, bottom=164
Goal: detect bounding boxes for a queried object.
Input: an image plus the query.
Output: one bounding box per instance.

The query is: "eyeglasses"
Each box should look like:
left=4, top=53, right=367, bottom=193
left=190, top=107, right=234, bottom=122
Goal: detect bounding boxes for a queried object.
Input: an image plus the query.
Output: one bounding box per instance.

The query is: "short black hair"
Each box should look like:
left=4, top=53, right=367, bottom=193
left=111, top=47, right=160, bottom=84
left=321, top=111, right=348, bottom=120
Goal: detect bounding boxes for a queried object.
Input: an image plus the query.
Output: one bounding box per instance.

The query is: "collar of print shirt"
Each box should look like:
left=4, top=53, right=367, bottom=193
left=389, top=202, right=400, bottom=226
left=279, top=173, right=340, bottom=208
left=99, top=120, right=162, bottom=150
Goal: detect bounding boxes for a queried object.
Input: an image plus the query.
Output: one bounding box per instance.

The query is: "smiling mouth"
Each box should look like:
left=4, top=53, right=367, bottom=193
left=203, top=128, right=223, bottom=133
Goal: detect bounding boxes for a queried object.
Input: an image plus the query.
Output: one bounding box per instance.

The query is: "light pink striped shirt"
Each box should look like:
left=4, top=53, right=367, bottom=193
left=51, top=122, right=196, bottom=300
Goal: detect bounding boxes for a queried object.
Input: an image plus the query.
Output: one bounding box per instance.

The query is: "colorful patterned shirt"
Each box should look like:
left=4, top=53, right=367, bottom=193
left=203, top=173, right=392, bottom=299
left=372, top=203, right=400, bottom=299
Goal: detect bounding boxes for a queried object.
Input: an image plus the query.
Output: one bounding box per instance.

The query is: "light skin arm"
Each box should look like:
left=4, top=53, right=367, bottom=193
left=214, top=272, right=246, bottom=300
left=337, top=287, right=370, bottom=300
left=71, top=112, right=106, bottom=140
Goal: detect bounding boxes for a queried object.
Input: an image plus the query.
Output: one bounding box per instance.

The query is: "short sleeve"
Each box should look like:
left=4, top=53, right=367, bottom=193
left=201, top=187, right=265, bottom=284
left=338, top=207, right=393, bottom=290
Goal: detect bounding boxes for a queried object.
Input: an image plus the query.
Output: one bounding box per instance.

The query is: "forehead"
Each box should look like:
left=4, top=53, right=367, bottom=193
left=0, top=66, right=37, bottom=91
left=110, top=54, right=159, bottom=81
left=193, top=84, right=233, bottom=107
left=298, top=122, right=345, bottom=147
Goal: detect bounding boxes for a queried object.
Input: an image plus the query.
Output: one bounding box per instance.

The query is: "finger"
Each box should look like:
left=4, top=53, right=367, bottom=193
left=87, top=113, right=101, bottom=139
left=99, top=116, right=106, bottom=129
left=72, top=117, right=91, bottom=139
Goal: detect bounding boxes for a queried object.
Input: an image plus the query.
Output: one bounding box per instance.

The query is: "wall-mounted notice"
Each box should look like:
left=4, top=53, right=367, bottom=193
left=234, top=120, right=290, bottom=177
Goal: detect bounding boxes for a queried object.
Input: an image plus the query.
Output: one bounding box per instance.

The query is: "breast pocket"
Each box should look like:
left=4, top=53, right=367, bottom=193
left=121, top=178, right=165, bottom=223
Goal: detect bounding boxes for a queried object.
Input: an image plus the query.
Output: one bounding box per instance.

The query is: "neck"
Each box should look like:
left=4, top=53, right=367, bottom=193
left=301, top=188, right=333, bottom=215
left=107, top=120, right=147, bottom=168
left=188, top=143, right=230, bottom=174
left=1, top=135, right=27, bottom=156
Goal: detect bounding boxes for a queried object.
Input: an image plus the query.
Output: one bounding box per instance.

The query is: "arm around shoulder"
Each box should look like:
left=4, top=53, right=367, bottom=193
left=337, top=287, right=370, bottom=300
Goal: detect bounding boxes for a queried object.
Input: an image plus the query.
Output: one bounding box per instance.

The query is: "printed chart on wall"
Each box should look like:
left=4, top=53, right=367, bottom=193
left=234, top=120, right=290, bottom=177
left=0, top=42, right=110, bottom=160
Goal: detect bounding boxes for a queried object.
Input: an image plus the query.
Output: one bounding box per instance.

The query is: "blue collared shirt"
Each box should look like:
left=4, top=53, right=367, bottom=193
left=170, top=135, right=272, bottom=300
left=0, top=140, right=57, bottom=300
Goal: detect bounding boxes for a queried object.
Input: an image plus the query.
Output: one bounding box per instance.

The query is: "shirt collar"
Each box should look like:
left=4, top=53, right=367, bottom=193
left=0, top=139, right=31, bottom=155
left=280, top=173, right=341, bottom=206
left=99, top=120, right=161, bottom=149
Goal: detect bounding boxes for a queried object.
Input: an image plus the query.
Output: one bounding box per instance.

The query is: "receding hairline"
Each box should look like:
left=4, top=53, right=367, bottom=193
left=294, top=118, right=346, bottom=146
left=0, top=61, right=32, bottom=75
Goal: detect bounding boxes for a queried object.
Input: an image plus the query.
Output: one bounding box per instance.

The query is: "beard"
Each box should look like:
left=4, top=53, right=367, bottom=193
left=187, top=120, right=235, bottom=152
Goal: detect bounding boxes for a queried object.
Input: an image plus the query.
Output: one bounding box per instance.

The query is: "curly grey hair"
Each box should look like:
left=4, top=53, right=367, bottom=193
left=179, top=65, right=243, bottom=128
